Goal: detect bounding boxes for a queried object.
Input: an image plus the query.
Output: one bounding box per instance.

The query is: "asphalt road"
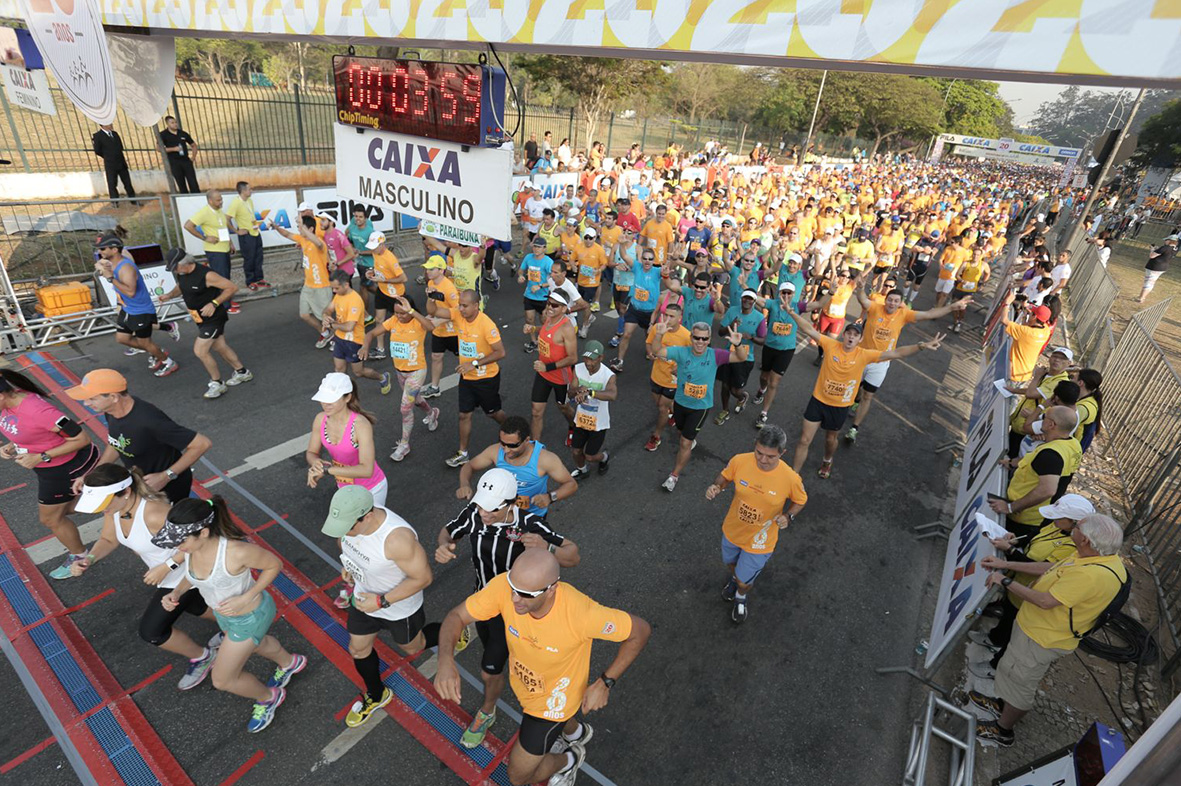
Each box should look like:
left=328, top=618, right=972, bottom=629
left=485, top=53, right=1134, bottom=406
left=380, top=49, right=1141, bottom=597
left=0, top=270, right=981, bottom=786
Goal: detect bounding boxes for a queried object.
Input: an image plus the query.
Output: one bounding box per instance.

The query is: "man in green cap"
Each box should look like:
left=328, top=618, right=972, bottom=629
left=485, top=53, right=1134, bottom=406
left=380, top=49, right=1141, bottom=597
left=568, top=340, right=617, bottom=478
left=322, top=485, right=456, bottom=728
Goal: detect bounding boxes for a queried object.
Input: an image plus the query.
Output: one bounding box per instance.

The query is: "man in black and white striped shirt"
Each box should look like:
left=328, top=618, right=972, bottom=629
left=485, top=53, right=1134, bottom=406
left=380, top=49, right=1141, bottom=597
left=435, top=468, right=580, bottom=749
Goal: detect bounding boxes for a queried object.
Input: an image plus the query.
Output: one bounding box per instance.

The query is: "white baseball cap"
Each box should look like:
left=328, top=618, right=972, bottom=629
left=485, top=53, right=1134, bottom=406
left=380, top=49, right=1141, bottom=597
left=1050, top=346, right=1074, bottom=362
left=778, top=280, right=797, bottom=293
left=741, top=289, right=758, bottom=300
left=471, top=468, right=520, bottom=511
left=298, top=201, right=312, bottom=212
left=1038, top=493, right=1095, bottom=521
left=312, top=372, right=354, bottom=404
left=583, top=228, right=597, bottom=239
left=365, top=232, right=386, bottom=250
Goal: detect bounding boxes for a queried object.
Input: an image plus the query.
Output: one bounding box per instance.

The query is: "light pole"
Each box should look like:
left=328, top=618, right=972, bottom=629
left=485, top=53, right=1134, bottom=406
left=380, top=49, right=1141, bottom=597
left=926, top=78, right=959, bottom=160
left=803, top=70, right=826, bottom=162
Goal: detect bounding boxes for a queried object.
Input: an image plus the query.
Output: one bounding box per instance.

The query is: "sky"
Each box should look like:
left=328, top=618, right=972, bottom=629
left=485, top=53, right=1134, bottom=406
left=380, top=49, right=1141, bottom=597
left=997, top=81, right=1122, bottom=127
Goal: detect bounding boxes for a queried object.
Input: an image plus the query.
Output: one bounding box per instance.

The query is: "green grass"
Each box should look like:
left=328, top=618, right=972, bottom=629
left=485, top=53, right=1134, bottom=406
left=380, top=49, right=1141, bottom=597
left=1103, top=235, right=1181, bottom=365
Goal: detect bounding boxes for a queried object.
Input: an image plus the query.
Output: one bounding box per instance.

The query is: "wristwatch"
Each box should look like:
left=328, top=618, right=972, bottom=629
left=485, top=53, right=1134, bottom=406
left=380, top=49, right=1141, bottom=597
left=165, top=469, right=178, bottom=481
left=166, top=557, right=181, bottom=571
left=378, top=595, right=391, bottom=609
left=1001, top=576, right=1014, bottom=587
left=549, top=491, right=558, bottom=503
left=599, top=673, right=616, bottom=689
left=39, top=452, right=52, bottom=463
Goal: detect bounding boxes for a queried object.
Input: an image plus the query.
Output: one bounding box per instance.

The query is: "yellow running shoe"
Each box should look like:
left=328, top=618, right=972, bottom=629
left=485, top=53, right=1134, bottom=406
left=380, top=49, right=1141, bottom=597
left=454, top=624, right=472, bottom=656
left=345, top=688, right=393, bottom=728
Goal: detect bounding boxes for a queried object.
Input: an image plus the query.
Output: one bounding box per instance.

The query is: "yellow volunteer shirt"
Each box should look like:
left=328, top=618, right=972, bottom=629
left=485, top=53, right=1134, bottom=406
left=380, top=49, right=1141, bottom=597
left=226, top=196, right=259, bottom=237
left=1017, top=555, right=1126, bottom=651
left=190, top=205, right=231, bottom=253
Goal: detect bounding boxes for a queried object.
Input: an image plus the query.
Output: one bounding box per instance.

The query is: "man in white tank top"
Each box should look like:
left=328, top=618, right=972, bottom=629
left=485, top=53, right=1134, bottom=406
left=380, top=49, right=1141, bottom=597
left=321, top=485, right=440, bottom=728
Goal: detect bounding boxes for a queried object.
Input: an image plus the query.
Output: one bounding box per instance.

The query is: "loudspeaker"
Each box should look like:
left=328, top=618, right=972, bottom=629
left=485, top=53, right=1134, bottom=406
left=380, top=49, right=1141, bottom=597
left=1088, top=130, right=1139, bottom=186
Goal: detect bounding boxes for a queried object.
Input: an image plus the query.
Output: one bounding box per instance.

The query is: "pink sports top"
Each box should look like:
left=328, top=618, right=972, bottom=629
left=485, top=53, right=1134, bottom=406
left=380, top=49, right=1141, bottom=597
left=320, top=410, right=385, bottom=490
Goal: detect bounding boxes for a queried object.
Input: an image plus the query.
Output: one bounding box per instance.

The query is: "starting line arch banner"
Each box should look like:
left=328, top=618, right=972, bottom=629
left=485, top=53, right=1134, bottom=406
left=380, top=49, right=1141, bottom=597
left=73, top=0, right=1181, bottom=86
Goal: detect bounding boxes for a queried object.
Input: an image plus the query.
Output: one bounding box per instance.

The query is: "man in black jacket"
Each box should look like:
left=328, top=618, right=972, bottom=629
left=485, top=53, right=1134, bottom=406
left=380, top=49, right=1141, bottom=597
left=92, top=124, right=136, bottom=202
left=158, top=116, right=200, bottom=193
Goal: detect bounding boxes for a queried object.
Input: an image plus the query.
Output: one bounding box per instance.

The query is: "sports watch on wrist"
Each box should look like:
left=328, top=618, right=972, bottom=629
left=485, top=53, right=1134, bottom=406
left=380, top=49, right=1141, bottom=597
left=1001, top=577, right=1014, bottom=587
left=599, top=673, right=616, bottom=689
left=379, top=595, right=392, bottom=609
left=40, top=452, right=52, bottom=463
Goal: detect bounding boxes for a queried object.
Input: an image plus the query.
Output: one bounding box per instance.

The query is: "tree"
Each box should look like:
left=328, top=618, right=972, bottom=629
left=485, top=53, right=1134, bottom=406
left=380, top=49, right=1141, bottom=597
left=1131, top=99, right=1181, bottom=170
left=176, top=39, right=266, bottom=84
left=854, top=74, right=942, bottom=156
left=920, top=78, right=1010, bottom=138
left=514, top=55, right=665, bottom=146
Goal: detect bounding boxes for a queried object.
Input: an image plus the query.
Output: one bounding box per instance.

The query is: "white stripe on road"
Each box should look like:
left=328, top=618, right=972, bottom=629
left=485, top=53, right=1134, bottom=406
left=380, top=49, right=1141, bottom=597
left=312, top=712, right=388, bottom=772
left=28, top=518, right=104, bottom=566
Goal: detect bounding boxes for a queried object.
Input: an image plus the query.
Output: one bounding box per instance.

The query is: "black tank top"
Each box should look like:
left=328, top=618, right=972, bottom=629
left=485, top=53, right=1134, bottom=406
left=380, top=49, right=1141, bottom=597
left=176, top=263, right=224, bottom=316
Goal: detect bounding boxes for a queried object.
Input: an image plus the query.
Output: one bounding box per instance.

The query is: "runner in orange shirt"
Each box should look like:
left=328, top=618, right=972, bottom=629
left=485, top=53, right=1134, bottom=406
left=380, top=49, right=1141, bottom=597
left=422, top=256, right=461, bottom=399
left=639, top=204, right=676, bottom=268
left=644, top=301, right=691, bottom=452
left=446, top=290, right=508, bottom=468
left=321, top=270, right=388, bottom=392
left=571, top=229, right=608, bottom=333
left=706, top=427, right=808, bottom=624
left=434, top=549, right=650, bottom=786
left=787, top=308, right=945, bottom=478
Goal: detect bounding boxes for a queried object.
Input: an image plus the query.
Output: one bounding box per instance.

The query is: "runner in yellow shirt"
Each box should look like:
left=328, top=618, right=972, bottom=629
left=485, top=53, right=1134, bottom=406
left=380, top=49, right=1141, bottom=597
left=321, top=270, right=388, bottom=391
left=434, top=549, right=650, bottom=786
left=364, top=233, right=407, bottom=360
left=446, top=290, right=508, bottom=468
left=423, top=256, right=461, bottom=398
left=706, top=428, right=808, bottom=623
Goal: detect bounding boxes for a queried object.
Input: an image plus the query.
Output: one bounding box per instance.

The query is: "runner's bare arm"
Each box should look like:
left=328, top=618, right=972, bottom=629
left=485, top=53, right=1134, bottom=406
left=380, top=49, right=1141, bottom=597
left=915, top=296, right=971, bottom=322
left=379, top=527, right=432, bottom=604
left=434, top=603, right=478, bottom=703
left=788, top=309, right=823, bottom=342
left=457, top=445, right=499, bottom=498
left=203, top=270, right=239, bottom=311
left=582, top=614, right=652, bottom=713
left=216, top=541, right=282, bottom=616
left=878, top=332, right=945, bottom=362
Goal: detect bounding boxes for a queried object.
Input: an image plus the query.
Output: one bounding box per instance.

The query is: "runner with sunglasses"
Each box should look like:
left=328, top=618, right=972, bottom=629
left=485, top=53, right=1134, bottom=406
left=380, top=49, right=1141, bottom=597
left=456, top=415, right=578, bottom=519
left=435, top=468, right=581, bottom=748
left=434, top=548, right=651, bottom=786
left=607, top=248, right=663, bottom=372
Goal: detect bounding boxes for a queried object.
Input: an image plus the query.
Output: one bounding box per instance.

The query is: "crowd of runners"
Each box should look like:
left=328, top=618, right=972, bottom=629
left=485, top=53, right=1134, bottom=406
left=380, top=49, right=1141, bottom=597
left=2, top=145, right=1126, bottom=779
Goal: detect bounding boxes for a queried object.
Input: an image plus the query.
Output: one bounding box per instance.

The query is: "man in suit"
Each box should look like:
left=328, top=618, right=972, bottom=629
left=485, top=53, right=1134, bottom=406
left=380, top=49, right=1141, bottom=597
left=92, top=124, right=136, bottom=202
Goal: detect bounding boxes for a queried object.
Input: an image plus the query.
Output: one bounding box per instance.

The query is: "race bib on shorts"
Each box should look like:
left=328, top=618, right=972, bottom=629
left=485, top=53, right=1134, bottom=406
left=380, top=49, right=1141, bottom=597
left=188, top=309, right=203, bottom=324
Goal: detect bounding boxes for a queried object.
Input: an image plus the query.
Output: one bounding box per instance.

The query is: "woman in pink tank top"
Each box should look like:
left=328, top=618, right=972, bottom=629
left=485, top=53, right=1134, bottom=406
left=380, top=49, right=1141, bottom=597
left=305, top=373, right=387, bottom=506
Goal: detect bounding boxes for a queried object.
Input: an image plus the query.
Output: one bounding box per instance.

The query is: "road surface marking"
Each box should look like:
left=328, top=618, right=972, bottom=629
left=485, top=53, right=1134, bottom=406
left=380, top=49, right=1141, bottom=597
left=312, top=713, right=388, bottom=772
left=28, top=519, right=103, bottom=566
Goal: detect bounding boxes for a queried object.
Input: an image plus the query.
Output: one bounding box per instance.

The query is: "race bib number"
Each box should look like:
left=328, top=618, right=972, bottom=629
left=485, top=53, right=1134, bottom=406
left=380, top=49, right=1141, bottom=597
left=960, top=281, right=977, bottom=291
left=823, top=378, right=855, bottom=403
left=459, top=339, right=478, bottom=358
left=515, top=495, right=532, bottom=510
left=827, top=304, right=847, bottom=319
left=528, top=268, right=542, bottom=283
left=390, top=341, right=413, bottom=360
left=634, top=289, right=650, bottom=302
left=579, top=264, right=596, bottom=281
left=684, top=382, right=708, bottom=400
left=575, top=411, right=597, bottom=430
left=537, top=337, right=551, bottom=357
left=647, top=238, right=658, bottom=249
left=512, top=658, right=545, bottom=694
left=772, top=322, right=793, bottom=336
left=341, top=554, right=366, bottom=587
left=737, top=502, right=761, bottom=525
left=188, top=309, right=203, bottom=324
left=333, top=461, right=355, bottom=484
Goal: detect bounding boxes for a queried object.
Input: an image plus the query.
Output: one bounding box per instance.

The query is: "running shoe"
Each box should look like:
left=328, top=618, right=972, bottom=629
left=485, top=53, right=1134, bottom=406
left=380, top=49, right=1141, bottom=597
left=597, top=451, right=610, bottom=475
left=226, top=368, right=253, bottom=386
left=153, top=358, right=179, bottom=377
left=565, top=429, right=573, bottom=448
left=421, top=384, right=441, bottom=399
left=523, top=341, right=537, bottom=354
left=731, top=598, right=748, bottom=624
left=722, top=578, right=737, bottom=602
left=607, top=358, right=623, bottom=373
left=714, top=410, right=731, bottom=426
left=178, top=648, right=216, bottom=690
left=967, top=630, right=1001, bottom=653
left=608, top=334, right=621, bottom=348
left=364, top=314, right=376, bottom=326
left=570, top=465, right=590, bottom=480
left=844, top=426, right=858, bottom=444
left=754, top=412, right=768, bottom=429
left=967, top=690, right=1003, bottom=718
left=753, top=387, right=766, bottom=405
left=644, top=435, right=661, bottom=452
left=149, top=354, right=166, bottom=372
left=734, top=393, right=749, bottom=414
left=661, top=474, right=678, bottom=492
left=49, top=554, right=87, bottom=580
left=454, top=624, right=472, bottom=655
left=967, top=659, right=996, bottom=681
left=163, top=322, right=181, bottom=342
left=346, top=688, right=394, bottom=728
left=577, top=321, right=589, bottom=339
left=975, top=720, right=1014, bottom=747
left=227, top=303, right=241, bottom=315
left=390, top=442, right=411, bottom=462
left=461, top=709, right=496, bottom=749
left=334, top=587, right=353, bottom=609
left=953, top=323, right=962, bottom=334
left=369, top=348, right=388, bottom=361
left=257, top=280, right=272, bottom=288
left=491, top=273, right=501, bottom=292
left=266, top=654, right=308, bottom=689
left=551, top=721, right=594, bottom=753
left=424, top=407, right=440, bottom=431
left=316, top=332, right=332, bottom=349
left=204, top=380, right=228, bottom=399
left=380, top=372, right=392, bottom=395
left=247, top=282, right=260, bottom=291
left=247, top=687, right=286, bottom=733
left=445, top=450, right=469, bottom=468
left=547, top=741, right=587, bottom=786
left=123, top=346, right=145, bottom=356
left=817, top=460, right=832, bottom=479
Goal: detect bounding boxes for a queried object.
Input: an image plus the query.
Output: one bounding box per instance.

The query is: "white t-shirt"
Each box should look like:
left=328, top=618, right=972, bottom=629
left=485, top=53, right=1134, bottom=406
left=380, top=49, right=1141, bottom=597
left=1050, top=263, right=1071, bottom=289
left=1097, top=246, right=1111, bottom=268
left=572, top=362, right=614, bottom=431
left=523, top=197, right=548, bottom=231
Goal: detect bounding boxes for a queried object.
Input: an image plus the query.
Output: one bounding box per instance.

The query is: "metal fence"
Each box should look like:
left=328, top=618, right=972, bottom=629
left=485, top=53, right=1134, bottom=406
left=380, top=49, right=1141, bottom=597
left=1061, top=235, right=1120, bottom=369
left=0, top=67, right=874, bottom=175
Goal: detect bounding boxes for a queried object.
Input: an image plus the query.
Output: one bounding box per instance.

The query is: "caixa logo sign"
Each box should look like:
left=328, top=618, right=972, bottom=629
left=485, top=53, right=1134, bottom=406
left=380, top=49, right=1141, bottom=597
left=1017, top=144, right=1053, bottom=155
left=961, top=137, right=991, bottom=146
left=367, top=138, right=462, bottom=187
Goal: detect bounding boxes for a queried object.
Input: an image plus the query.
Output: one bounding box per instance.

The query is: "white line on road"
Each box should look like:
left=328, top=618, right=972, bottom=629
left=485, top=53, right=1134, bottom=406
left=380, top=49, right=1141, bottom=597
left=28, top=518, right=104, bottom=566
left=312, top=712, right=388, bottom=772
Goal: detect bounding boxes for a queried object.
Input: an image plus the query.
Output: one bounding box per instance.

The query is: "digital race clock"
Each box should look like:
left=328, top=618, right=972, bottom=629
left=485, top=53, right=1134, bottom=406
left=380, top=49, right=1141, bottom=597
left=333, top=55, right=506, bottom=147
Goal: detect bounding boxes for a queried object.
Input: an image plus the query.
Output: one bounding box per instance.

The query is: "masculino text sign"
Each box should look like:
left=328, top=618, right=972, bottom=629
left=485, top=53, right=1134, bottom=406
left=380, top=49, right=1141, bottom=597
left=335, top=124, right=511, bottom=240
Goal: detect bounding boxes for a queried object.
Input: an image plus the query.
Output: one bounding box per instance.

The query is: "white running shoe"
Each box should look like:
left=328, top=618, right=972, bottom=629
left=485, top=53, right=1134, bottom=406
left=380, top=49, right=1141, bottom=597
left=661, top=475, right=678, bottom=492
left=203, top=380, right=228, bottom=399
left=424, top=407, right=440, bottom=432
left=390, top=442, right=411, bottom=462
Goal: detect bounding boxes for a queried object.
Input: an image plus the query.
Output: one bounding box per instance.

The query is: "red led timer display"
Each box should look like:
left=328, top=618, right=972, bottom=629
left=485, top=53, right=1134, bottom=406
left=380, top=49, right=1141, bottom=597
left=333, top=56, right=483, bottom=146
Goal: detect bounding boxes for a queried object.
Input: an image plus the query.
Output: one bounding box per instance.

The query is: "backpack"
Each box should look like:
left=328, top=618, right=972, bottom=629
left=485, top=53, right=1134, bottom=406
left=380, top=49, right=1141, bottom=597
left=1069, top=564, right=1130, bottom=639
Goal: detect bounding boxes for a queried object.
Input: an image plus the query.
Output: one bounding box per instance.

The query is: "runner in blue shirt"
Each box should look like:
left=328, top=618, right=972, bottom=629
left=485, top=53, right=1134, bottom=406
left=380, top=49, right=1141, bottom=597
left=517, top=236, right=554, bottom=353
left=716, top=291, right=767, bottom=425
left=751, top=280, right=801, bottom=428
left=607, top=248, right=663, bottom=373
left=647, top=318, right=747, bottom=492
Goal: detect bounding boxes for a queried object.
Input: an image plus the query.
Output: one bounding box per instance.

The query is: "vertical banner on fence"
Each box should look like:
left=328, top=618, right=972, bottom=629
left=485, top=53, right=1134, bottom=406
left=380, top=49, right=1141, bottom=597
left=173, top=190, right=299, bottom=257
left=925, top=316, right=1012, bottom=669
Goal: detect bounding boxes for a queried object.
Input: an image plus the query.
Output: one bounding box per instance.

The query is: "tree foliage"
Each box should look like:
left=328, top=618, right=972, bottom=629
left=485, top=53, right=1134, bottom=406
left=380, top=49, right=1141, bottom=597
left=1028, top=88, right=1181, bottom=148
left=1131, top=99, right=1181, bottom=170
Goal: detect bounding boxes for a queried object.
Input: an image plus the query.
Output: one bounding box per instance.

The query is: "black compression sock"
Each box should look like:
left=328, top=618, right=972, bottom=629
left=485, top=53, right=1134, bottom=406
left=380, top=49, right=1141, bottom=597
left=422, top=622, right=441, bottom=650
left=354, top=650, right=384, bottom=701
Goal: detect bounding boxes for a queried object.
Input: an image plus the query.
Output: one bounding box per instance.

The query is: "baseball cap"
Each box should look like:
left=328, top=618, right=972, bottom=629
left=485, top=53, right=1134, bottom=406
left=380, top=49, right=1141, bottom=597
left=423, top=256, right=448, bottom=270
left=365, top=232, right=386, bottom=250
left=1166, top=234, right=1180, bottom=242
left=66, top=369, right=127, bottom=400
left=298, top=201, right=312, bottom=211
left=583, top=228, right=597, bottom=239
left=582, top=340, right=605, bottom=359
left=471, top=468, right=519, bottom=511
left=531, top=236, right=547, bottom=247
left=788, top=253, right=803, bottom=265
left=567, top=209, right=580, bottom=218
left=321, top=485, right=375, bottom=537
left=311, top=372, right=353, bottom=404
left=316, top=212, right=336, bottom=224
left=565, top=217, right=578, bottom=226
left=1038, top=493, right=1095, bottom=522
left=722, top=219, right=734, bottom=226
left=843, top=322, right=863, bottom=334
left=741, top=289, right=758, bottom=300
left=94, top=232, right=123, bottom=250
left=75, top=475, right=132, bottom=514
left=931, top=230, right=941, bottom=237
left=164, top=246, right=190, bottom=272
left=823, top=227, right=835, bottom=235
left=1032, top=305, right=1052, bottom=322
left=1050, top=346, right=1074, bottom=362
left=548, top=289, right=570, bottom=307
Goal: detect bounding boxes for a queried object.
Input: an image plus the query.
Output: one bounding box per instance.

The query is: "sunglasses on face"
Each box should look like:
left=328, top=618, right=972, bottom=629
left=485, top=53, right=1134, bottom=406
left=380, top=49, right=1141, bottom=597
left=691, top=335, right=710, bottom=342
left=507, top=574, right=556, bottom=598
left=694, top=285, right=709, bottom=291
left=500, top=438, right=525, bottom=450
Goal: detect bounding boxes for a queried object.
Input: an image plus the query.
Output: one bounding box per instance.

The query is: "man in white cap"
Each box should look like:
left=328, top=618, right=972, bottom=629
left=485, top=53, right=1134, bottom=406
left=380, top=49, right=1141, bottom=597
left=748, top=281, right=799, bottom=429
left=320, top=485, right=442, bottom=728
left=572, top=227, right=608, bottom=332
left=434, top=468, right=580, bottom=749
left=972, top=493, right=1096, bottom=679
left=364, top=232, right=405, bottom=361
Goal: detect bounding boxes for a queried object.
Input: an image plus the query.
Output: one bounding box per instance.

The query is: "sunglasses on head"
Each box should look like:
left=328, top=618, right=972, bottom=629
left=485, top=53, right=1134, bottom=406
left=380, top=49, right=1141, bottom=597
left=507, top=574, right=556, bottom=598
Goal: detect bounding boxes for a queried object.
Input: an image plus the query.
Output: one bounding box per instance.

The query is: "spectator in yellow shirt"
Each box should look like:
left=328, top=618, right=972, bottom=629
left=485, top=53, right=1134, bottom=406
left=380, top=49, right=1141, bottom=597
left=226, top=181, right=267, bottom=290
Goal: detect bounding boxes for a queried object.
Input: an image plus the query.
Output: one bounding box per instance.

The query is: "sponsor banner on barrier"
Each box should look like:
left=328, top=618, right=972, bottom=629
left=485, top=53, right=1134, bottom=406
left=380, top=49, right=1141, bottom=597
left=511, top=172, right=580, bottom=204
left=300, top=187, right=398, bottom=234
left=0, top=63, right=54, bottom=115
left=174, top=190, right=300, bottom=257
left=336, top=124, right=511, bottom=240
left=938, top=135, right=1081, bottom=160
left=94, top=263, right=178, bottom=309
left=418, top=218, right=481, bottom=246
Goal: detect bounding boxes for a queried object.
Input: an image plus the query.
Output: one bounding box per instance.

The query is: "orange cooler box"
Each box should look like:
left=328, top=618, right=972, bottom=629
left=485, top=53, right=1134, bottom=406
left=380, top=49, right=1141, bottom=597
left=36, top=282, right=93, bottom=317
